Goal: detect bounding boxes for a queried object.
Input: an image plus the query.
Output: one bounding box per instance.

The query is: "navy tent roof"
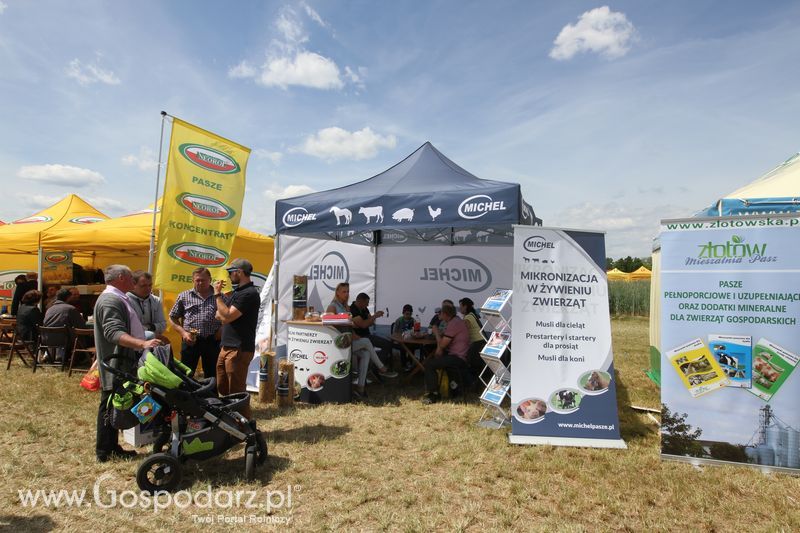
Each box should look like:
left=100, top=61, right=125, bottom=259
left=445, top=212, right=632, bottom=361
left=276, top=142, right=539, bottom=234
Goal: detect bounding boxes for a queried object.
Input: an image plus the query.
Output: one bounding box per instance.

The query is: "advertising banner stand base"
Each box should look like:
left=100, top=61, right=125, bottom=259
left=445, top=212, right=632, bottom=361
left=477, top=418, right=511, bottom=430
left=509, top=435, right=627, bottom=449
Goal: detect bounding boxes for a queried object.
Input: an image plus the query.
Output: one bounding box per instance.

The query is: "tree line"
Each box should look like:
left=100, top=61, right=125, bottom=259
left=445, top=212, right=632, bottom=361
left=605, top=256, right=653, bottom=272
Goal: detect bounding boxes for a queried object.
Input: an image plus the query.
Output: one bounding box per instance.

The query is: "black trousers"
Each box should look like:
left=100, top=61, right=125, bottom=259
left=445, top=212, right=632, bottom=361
left=96, top=389, right=118, bottom=454
left=179, top=336, right=221, bottom=377
left=424, top=354, right=468, bottom=394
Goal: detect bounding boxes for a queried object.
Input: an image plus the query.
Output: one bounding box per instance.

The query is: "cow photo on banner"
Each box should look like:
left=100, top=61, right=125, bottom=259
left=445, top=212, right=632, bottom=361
left=660, top=214, right=800, bottom=471
left=154, top=117, right=251, bottom=292
left=509, top=226, right=626, bottom=448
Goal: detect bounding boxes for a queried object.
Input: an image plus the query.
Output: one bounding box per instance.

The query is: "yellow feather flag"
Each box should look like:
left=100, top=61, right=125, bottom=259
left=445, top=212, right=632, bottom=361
left=154, top=118, right=250, bottom=292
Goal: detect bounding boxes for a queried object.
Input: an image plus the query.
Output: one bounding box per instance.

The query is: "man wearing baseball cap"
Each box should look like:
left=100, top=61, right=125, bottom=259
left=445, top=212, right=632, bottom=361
left=213, top=258, right=260, bottom=418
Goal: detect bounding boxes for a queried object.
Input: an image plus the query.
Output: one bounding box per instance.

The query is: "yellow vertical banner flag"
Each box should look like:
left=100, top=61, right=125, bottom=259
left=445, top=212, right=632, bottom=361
left=154, top=118, right=251, bottom=293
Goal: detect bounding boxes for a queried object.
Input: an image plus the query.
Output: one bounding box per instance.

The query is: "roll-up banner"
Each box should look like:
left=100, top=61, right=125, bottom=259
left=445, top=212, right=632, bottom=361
left=275, top=235, right=375, bottom=345
left=509, top=226, right=626, bottom=449
left=374, top=244, right=513, bottom=329
left=154, top=118, right=250, bottom=293
left=659, top=215, right=800, bottom=471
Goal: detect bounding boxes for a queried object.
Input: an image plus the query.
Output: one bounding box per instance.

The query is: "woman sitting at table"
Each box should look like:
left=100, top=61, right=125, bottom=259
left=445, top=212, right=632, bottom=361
left=16, top=289, right=43, bottom=344
left=459, top=297, right=485, bottom=379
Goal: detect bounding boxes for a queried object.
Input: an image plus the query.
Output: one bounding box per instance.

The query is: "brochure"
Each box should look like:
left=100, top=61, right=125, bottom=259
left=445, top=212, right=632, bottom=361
left=480, top=288, right=512, bottom=314
left=748, top=338, right=799, bottom=402
left=480, top=330, right=511, bottom=358
left=667, top=338, right=728, bottom=398
left=480, top=374, right=510, bottom=406
left=708, top=334, right=752, bottom=389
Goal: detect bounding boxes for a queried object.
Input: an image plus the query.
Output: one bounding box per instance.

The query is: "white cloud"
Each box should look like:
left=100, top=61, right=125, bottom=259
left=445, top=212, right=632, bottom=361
left=18, top=164, right=106, bottom=187
left=84, top=196, right=126, bottom=214
left=297, top=127, right=397, bottom=161
left=258, top=51, right=343, bottom=90
left=550, top=6, right=636, bottom=61
left=66, top=58, right=121, bottom=86
left=253, top=149, right=283, bottom=164
left=275, top=6, right=308, bottom=45
left=230, top=4, right=351, bottom=91
left=15, top=194, right=62, bottom=210
left=301, top=2, right=328, bottom=29
left=121, top=146, right=159, bottom=171
left=554, top=201, right=684, bottom=257
left=244, top=183, right=316, bottom=233
left=228, top=60, right=257, bottom=79
left=0, top=2, right=7, bottom=15
left=344, top=66, right=367, bottom=89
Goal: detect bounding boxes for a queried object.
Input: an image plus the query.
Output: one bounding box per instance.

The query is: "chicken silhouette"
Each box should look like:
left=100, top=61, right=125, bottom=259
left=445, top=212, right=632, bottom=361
left=428, top=205, right=442, bottom=221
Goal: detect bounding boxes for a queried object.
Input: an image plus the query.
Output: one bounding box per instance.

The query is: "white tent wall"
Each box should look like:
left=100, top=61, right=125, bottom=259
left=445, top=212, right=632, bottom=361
left=275, top=234, right=375, bottom=345
left=374, top=243, right=513, bottom=329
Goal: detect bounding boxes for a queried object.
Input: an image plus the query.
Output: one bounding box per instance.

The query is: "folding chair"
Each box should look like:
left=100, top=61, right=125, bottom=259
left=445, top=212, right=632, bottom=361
left=2, top=322, right=35, bottom=370
left=68, top=327, right=96, bottom=377
left=33, top=325, right=70, bottom=373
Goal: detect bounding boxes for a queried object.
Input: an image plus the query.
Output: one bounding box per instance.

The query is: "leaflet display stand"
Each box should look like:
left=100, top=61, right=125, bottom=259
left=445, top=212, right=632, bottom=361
left=477, top=289, right=512, bottom=429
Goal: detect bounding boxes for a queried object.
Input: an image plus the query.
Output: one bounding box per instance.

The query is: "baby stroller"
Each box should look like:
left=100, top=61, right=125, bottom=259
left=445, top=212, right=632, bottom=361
left=100, top=346, right=268, bottom=493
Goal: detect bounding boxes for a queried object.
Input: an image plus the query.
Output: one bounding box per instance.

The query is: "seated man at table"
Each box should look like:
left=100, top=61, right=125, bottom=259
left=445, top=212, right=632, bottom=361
left=429, top=298, right=454, bottom=335
left=422, top=302, right=470, bottom=404
left=393, top=304, right=416, bottom=371
left=351, top=293, right=398, bottom=379
left=43, top=287, right=88, bottom=361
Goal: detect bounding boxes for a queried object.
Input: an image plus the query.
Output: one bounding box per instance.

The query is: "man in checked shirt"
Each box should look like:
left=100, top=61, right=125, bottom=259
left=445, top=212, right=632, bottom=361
left=168, top=267, right=221, bottom=380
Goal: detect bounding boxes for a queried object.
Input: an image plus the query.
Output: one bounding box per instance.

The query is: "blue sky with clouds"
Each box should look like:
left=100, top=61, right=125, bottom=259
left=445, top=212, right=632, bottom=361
left=1, top=1, right=799, bottom=257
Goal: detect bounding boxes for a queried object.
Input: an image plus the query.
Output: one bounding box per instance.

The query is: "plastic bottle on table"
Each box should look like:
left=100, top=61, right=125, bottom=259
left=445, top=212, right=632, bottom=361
left=413, top=314, right=421, bottom=334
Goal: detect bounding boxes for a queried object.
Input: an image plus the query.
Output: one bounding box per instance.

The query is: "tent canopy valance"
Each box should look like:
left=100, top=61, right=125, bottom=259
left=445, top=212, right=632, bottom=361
left=275, top=142, right=539, bottom=241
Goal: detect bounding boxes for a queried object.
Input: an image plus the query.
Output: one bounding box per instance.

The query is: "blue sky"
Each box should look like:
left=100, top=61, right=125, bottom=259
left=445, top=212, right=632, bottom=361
left=1, top=1, right=799, bottom=257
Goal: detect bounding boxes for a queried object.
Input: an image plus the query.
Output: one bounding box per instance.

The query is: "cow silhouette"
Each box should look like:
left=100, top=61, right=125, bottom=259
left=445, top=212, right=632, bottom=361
left=359, top=206, right=383, bottom=223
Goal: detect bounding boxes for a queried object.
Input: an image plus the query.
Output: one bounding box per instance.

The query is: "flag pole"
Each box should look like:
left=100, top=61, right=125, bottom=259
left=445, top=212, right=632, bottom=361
left=148, top=111, right=168, bottom=273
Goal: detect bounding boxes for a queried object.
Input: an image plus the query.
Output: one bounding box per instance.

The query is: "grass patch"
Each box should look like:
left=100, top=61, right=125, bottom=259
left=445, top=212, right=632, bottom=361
left=1, top=318, right=798, bottom=530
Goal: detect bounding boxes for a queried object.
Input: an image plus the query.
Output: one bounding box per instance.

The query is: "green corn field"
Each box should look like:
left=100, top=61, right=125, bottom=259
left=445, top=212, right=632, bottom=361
left=607, top=280, right=650, bottom=316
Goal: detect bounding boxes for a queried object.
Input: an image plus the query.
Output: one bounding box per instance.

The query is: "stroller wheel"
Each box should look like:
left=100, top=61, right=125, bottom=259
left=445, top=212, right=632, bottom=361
left=137, top=453, right=182, bottom=494
left=245, top=445, right=257, bottom=481
left=255, top=431, right=268, bottom=465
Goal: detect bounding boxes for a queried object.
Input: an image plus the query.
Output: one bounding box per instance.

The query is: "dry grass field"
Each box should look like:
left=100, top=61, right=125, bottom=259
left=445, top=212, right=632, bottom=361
left=2, top=317, right=798, bottom=532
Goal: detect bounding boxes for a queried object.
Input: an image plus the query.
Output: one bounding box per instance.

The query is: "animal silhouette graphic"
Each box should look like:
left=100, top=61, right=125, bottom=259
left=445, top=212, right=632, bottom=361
left=329, top=206, right=352, bottom=225
left=392, top=208, right=414, bottom=222
left=428, top=205, right=442, bottom=221
left=358, top=206, right=384, bottom=224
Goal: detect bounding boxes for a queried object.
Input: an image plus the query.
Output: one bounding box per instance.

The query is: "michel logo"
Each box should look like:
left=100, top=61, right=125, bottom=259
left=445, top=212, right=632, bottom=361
left=179, top=144, right=240, bottom=174
left=282, top=207, right=317, bottom=228
left=288, top=349, right=309, bottom=362
left=458, top=194, right=507, bottom=220
left=697, top=235, right=767, bottom=259
left=168, top=243, right=229, bottom=267
left=419, top=255, right=492, bottom=293
left=14, top=215, right=52, bottom=224
left=523, top=235, right=554, bottom=252
left=308, top=251, right=349, bottom=291
left=45, top=252, right=70, bottom=264
left=177, top=193, right=235, bottom=220
left=69, top=216, right=104, bottom=224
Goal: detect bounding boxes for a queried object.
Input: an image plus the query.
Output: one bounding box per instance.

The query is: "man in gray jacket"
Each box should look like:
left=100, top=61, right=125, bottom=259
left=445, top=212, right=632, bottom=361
left=94, top=265, right=162, bottom=462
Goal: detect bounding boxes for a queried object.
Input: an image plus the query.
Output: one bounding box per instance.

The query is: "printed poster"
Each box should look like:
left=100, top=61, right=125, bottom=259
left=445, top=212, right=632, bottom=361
left=660, top=215, right=800, bottom=471
left=509, top=226, right=625, bottom=448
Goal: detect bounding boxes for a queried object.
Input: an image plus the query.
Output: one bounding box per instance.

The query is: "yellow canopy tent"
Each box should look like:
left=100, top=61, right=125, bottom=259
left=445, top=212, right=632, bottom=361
left=606, top=268, right=630, bottom=281
left=629, top=266, right=651, bottom=281
left=39, top=198, right=274, bottom=349
left=0, top=194, right=109, bottom=299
